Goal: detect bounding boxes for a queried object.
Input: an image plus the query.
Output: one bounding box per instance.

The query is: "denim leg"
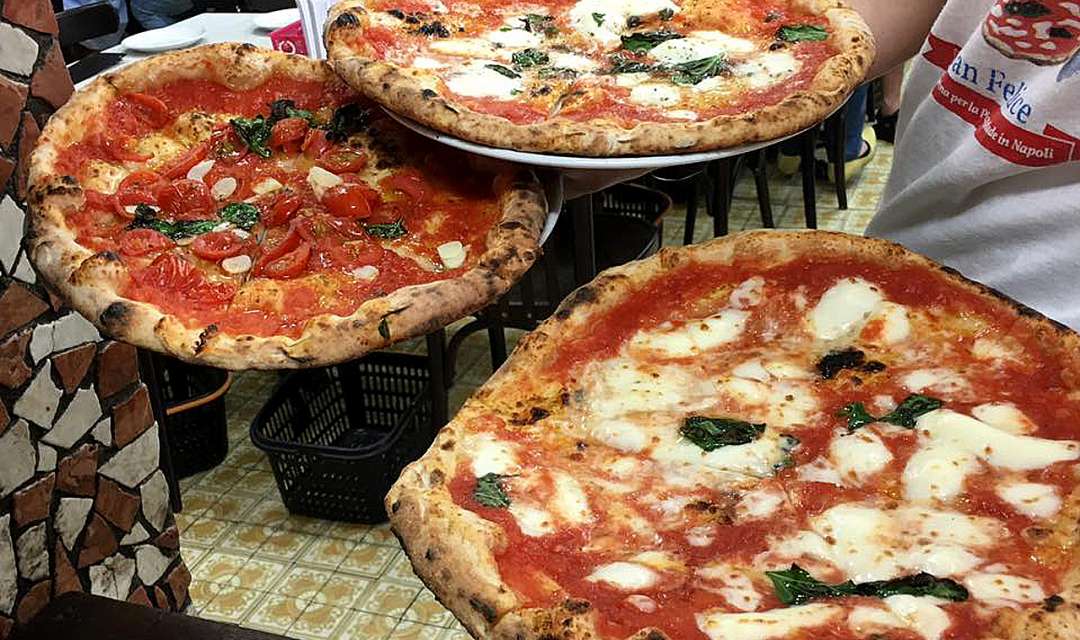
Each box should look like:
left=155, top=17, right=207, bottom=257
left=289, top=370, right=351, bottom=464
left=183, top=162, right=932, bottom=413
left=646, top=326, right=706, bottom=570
left=843, top=85, right=869, bottom=161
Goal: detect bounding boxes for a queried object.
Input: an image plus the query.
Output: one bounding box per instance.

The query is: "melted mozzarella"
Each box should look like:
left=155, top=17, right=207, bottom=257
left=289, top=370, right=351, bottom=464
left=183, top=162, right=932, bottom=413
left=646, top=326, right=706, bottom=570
left=737, top=486, right=785, bottom=519
left=549, top=51, right=598, bottom=71
left=697, top=564, right=762, bottom=612
left=466, top=433, right=520, bottom=476
left=630, top=309, right=748, bottom=357
left=730, top=276, right=766, bottom=308
left=483, top=27, right=541, bottom=48
left=591, top=418, right=650, bottom=453
left=914, top=409, right=1080, bottom=471
left=653, top=426, right=788, bottom=477
left=829, top=430, right=893, bottom=484
left=883, top=596, right=952, bottom=640
left=997, top=482, right=1061, bottom=519
left=901, top=369, right=969, bottom=395
left=964, top=573, right=1046, bottom=604
left=508, top=502, right=554, bottom=536
left=732, top=51, right=799, bottom=89
left=807, top=278, right=885, bottom=341
left=586, top=562, right=660, bottom=590
left=629, top=83, right=682, bottom=107
left=584, top=358, right=717, bottom=417
left=797, top=458, right=843, bottom=486
left=868, top=302, right=912, bottom=344
left=696, top=604, right=842, bottom=640
left=972, top=338, right=1017, bottom=361
left=429, top=38, right=499, bottom=58
left=650, top=31, right=756, bottom=64
left=971, top=402, right=1036, bottom=435
left=902, top=445, right=978, bottom=502
left=444, top=60, right=522, bottom=98
left=719, top=377, right=817, bottom=427
left=412, top=56, right=446, bottom=69
left=551, top=472, right=592, bottom=524
left=567, top=0, right=678, bottom=48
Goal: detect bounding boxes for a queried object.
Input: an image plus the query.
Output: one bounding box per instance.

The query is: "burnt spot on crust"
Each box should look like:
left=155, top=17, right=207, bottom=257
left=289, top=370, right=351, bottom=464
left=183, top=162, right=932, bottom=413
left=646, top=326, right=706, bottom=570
left=562, top=599, right=590, bottom=614
left=510, top=407, right=549, bottom=425
left=1044, top=595, right=1066, bottom=611
left=195, top=324, right=219, bottom=354
left=333, top=11, right=360, bottom=28
left=390, top=499, right=401, bottom=513
left=99, top=301, right=130, bottom=329
left=553, top=285, right=598, bottom=320
left=421, top=89, right=437, bottom=99
left=643, top=631, right=668, bottom=640
left=282, top=349, right=316, bottom=365
left=424, top=547, right=437, bottom=561
left=499, top=219, right=526, bottom=231
left=468, top=597, right=498, bottom=623
left=686, top=494, right=738, bottom=524
left=429, top=468, right=445, bottom=485
left=440, top=439, right=455, bottom=450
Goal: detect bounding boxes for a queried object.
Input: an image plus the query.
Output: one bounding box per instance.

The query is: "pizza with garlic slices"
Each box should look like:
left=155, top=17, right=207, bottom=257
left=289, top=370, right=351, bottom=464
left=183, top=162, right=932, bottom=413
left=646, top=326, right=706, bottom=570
left=387, top=230, right=1080, bottom=640
left=325, top=0, right=874, bottom=155
left=27, top=43, right=546, bottom=370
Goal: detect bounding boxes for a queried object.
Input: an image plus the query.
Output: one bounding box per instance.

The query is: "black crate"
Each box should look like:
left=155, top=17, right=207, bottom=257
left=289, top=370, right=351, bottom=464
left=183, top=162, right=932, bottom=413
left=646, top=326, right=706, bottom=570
left=249, top=352, right=435, bottom=524
left=150, top=354, right=231, bottom=479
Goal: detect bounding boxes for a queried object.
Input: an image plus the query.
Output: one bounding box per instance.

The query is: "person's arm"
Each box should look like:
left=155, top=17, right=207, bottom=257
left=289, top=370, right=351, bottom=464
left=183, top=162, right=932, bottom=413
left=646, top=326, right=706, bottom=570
left=847, top=0, right=948, bottom=78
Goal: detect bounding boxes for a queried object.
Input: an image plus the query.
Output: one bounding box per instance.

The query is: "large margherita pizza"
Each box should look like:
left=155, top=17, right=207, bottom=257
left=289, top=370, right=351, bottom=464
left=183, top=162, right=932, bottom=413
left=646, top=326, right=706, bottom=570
left=388, top=230, right=1080, bottom=640
left=325, top=0, right=875, bottom=155
left=28, top=44, right=546, bottom=369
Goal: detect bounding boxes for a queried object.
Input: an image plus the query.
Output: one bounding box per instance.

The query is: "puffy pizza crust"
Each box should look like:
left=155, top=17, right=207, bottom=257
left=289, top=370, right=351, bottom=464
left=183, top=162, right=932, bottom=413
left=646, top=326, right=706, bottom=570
left=386, top=229, right=1080, bottom=640
left=325, top=0, right=876, bottom=156
left=27, top=43, right=547, bottom=370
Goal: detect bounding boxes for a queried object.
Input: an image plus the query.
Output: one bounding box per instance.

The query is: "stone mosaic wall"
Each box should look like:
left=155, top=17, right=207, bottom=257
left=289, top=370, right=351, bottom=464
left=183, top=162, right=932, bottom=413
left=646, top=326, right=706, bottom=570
left=0, top=0, right=190, bottom=634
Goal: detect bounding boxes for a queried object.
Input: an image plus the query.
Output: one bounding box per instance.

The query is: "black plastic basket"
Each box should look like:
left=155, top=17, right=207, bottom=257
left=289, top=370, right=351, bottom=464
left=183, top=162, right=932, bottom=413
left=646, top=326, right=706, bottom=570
left=249, top=352, right=435, bottom=523
left=150, top=354, right=232, bottom=479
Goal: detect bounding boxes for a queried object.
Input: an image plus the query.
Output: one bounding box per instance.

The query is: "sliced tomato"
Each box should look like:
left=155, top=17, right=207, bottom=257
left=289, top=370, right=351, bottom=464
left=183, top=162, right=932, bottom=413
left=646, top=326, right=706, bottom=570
left=135, top=253, right=235, bottom=304
left=83, top=189, right=114, bottom=212
left=301, top=128, right=331, bottom=158
left=101, top=135, right=151, bottom=163
left=261, top=242, right=311, bottom=279
left=324, top=217, right=367, bottom=240
left=192, top=231, right=248, bottom=261
left=322, top=183, right=373, bottom=219
left=209, top=125, right=248, bottom=162
left=126, top=92, right=171, bottom=128
left=263, top=193, right=302, bottom=228
left=317, top=148, right=367, bottom=173
left=118, top=228, right=173, bottom=257
left=155, top=179, right=213, bottom=220
left=114, top=170, right=166, bottom=217
left=384, top=170, right=428, bottom=203
left=270, top=117, right=309, bottom=149
left=160, top=142, right=210, bottom=180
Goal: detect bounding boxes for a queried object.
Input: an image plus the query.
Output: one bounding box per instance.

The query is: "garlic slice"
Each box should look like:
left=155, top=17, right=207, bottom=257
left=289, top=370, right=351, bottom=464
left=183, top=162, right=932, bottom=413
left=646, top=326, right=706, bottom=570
left=211, top=176, right=237, bottom=200
left=437, top=241, right=467, bottom=269
left=186, top=159, right=215, bottom=182
left=221, top=255, right=252, bottom=274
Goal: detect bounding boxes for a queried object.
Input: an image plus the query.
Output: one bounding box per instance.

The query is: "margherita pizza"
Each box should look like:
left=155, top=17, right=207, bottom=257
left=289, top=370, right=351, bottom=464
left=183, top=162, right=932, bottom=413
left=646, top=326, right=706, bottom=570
left=388, top=230, right=1080, bottom=640
left=28, top=43, right=546, bottom=369
left=325, top=0, right=875, bottom=155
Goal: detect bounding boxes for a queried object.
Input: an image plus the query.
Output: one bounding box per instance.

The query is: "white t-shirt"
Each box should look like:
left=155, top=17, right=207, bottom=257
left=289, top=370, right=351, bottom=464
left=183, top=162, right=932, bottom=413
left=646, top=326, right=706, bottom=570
left=867, top=0, right=1080, bottom=328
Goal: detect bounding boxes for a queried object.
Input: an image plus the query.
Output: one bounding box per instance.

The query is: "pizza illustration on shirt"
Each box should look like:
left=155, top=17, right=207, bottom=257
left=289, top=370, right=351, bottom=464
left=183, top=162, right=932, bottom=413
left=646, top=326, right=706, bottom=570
left=983, top=0, right=1080, bottom=64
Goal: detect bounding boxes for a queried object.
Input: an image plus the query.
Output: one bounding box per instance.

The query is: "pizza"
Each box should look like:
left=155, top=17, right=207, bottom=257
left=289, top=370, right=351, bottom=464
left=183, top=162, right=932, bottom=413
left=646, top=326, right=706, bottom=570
left=27, top=43, right=546, bottom=370
left=983, top=0, right=1080, bottom=65
left=324, top=0, right=875, bottom=155
left=386, top=230, right=1080, bottom=640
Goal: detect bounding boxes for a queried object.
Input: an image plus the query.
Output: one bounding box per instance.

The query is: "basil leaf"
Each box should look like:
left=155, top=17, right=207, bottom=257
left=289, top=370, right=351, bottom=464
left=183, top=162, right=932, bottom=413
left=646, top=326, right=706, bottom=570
left=592, top=12, right=605, bottom=26
left=511, top=48, right=549, bottom=69
left=816, top=347, right=866, bottom=379
left=767, top=564, right=969, bottom=606
left=659, top=8, right=674, bottom=20
left=417, top=20, right=450, bottom=37
left=520, top=13, right=556, bottom=36
left=218, top=202, right=260, bottom=230
left=681, top=416, right=766, bottom=451
left=538, top=66, right=578, bottom=79
left=620, top=30, right=683, bottom=53
left=325, top=103, right=369, bottom=142
left=625, top=15, right=642, bottom=28
left=670, top=55, right=728, bottom=85
left=1004, top=1, right=1052, bottom=17
left=608, top=53, right=658, bottom=74
left=473, top=473, right=511, bottom=508
left=837, top=402, right=876, bottom=432
left=767, top=565, right=856, bottom=606
left=485, top=64, right=521, bottom=79
left=128, top=206, right=218, bottom=240
left=230, top=116, right=273, bottom=158
left=364, top=219, right=407, bottom=239
left=777, top=24, right=829, bottom=42
left=268, top=99, right=317, bottom=126
left=838, top=394, right=943, bottom=431
left=880, top=394, right=943, bottom=427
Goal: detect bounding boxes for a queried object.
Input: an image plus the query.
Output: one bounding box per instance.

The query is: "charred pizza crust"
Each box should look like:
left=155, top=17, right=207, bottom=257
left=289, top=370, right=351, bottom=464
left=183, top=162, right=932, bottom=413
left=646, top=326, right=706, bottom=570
left=27, top=43, right=547, bottom=370
left=325, top=0, right=875, bottom=156
left=385, top=229, right=1080, bottom=640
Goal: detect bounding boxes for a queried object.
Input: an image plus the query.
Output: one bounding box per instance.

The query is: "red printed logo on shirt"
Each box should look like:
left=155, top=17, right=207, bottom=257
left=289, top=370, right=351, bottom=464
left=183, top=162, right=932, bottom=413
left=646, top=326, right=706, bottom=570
left=924, top=34, right=1080, bottom=166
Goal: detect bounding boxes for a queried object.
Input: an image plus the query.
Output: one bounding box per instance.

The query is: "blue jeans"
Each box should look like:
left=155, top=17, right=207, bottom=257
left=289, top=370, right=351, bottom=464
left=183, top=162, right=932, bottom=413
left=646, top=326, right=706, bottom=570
left=780, top=84, right=869, bottom=163
left=131, top=0, right=193, bottom=28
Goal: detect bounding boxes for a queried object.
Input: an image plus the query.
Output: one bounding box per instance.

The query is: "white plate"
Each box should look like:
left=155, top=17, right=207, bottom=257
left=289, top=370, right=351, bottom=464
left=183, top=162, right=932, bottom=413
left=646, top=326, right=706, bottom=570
left=253, top=9, right=301, bottom=31
left=384, top=108, right=809, bottom=170
left=122, top=25, right=205, bottom=53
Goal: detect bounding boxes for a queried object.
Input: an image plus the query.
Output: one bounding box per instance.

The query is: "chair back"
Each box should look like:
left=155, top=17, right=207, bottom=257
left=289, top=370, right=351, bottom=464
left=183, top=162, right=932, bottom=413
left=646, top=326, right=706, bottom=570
left=56, top=0, right=120, bottom=47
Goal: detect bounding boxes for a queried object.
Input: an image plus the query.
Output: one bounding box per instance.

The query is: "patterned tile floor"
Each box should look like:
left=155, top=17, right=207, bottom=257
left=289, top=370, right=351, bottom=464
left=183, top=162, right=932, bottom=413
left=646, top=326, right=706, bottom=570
left=176, top=142, right=894, bottom=638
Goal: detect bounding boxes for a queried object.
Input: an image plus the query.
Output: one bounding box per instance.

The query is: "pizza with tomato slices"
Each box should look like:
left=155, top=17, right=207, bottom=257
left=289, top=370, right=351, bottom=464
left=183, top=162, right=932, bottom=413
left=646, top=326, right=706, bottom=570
left=324, top=0, right=874, bottom=155
left=27, top=43, right=546, bottom=369
left=386, top=230, right=1080, bottom=640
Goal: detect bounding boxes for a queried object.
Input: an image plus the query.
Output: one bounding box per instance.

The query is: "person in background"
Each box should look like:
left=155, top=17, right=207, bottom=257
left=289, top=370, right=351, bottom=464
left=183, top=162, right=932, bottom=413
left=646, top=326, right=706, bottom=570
left=776, top=84, right=878, bottom=183
left=852, top=0, right=1080, bottom=329
left=873, top=65, right=906, bottom=142
left=130, top=0, right=194, bottom=29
